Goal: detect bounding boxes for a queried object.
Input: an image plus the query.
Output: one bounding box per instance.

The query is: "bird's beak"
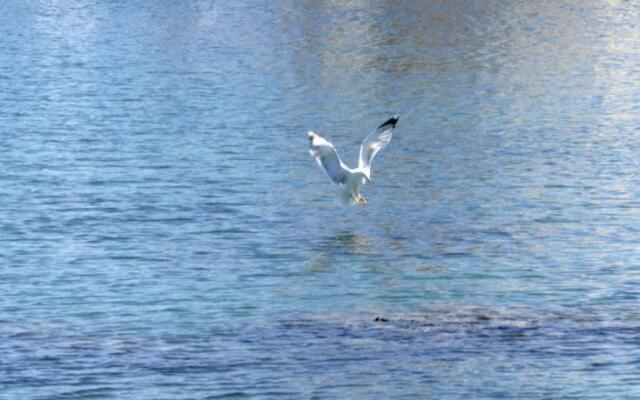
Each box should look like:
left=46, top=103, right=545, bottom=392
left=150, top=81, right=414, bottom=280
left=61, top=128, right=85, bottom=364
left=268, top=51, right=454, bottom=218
left=308, top=131, right=315, bottom=141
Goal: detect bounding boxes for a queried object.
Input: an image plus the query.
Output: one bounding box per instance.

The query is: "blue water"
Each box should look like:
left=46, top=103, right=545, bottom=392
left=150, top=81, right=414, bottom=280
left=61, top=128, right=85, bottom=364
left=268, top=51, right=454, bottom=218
left=2, top=1, right=640, bottom=398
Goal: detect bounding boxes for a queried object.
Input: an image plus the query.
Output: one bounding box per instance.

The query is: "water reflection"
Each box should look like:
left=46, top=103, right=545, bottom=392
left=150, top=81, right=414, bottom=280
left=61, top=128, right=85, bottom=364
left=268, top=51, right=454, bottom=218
left=329, top=231, right=375, bottom=254
left=4, top=0, right=640, bottom=398
left=304, top=231, right=374, bottom=272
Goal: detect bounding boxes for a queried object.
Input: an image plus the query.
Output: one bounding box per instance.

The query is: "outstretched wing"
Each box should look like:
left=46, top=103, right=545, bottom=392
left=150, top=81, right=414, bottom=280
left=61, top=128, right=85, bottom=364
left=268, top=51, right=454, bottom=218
left=308, top=131, right=348, bottom=185
left=358, top=115, right=399, bottom=178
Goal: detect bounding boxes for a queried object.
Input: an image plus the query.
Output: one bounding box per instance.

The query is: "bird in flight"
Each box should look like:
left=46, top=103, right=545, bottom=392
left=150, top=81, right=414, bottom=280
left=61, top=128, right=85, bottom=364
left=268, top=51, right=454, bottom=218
left=308, top=116, right=399, bottom=205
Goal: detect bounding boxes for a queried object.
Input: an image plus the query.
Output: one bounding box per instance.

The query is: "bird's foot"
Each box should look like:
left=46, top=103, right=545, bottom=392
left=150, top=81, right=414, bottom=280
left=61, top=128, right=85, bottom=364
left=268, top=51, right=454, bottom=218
left=349, top=193, right=367, bottom=205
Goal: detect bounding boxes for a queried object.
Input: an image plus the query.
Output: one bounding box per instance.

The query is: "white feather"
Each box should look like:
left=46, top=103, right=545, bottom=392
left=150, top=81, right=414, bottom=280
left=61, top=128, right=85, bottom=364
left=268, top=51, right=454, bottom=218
left=308, top=116, right=398, bottom=205
left=308, top=131, right=348, bottom=185
left=358, top=117, right=397, bottom=179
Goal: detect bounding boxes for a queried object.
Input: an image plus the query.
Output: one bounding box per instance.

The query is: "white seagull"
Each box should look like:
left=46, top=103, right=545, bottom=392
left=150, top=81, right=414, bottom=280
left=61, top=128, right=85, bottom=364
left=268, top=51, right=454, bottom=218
left=308, top=116, right=399, bottom=205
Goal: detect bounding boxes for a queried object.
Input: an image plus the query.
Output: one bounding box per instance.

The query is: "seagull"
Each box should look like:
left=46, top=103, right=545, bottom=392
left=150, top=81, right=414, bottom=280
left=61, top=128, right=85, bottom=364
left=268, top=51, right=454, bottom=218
left=308, top=116, right=399, bottom=205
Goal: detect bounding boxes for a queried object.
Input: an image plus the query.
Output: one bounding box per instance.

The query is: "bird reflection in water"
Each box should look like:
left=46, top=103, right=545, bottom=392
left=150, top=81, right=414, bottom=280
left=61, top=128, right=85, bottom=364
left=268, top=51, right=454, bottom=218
left=330, top=232, right=374, bottom=254
left=304, top=231, right=374, bottom=272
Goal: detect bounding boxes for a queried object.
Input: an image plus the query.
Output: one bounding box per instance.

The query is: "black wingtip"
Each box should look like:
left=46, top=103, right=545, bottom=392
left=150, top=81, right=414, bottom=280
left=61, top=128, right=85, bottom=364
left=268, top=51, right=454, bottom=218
left=377, top=115, right=400, bottom=130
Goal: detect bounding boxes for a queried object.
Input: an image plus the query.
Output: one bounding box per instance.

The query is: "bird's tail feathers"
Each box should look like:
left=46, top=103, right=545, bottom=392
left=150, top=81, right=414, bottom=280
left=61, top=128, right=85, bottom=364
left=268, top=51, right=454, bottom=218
left=338, top=190, right=353, bottom=206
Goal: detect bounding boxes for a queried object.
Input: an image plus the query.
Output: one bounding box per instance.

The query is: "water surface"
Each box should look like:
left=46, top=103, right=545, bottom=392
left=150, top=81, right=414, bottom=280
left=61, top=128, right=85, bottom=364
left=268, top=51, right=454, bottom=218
left=2, top=1, right=640, bottom=398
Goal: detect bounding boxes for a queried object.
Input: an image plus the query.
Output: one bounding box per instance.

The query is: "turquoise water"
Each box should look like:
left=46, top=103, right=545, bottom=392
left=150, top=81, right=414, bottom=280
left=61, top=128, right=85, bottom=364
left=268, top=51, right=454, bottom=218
left=2, top=1, right=640, bottom=398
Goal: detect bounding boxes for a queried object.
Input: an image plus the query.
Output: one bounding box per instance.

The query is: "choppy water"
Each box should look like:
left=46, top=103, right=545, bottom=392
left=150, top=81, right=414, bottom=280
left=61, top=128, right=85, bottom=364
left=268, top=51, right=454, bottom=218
left=2, top=1, right=640, bottom=398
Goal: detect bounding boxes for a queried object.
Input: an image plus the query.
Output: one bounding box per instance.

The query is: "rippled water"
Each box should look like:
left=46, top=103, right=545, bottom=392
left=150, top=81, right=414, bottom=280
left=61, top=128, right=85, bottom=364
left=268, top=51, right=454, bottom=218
left=2, top=1, right=640, bottom=398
